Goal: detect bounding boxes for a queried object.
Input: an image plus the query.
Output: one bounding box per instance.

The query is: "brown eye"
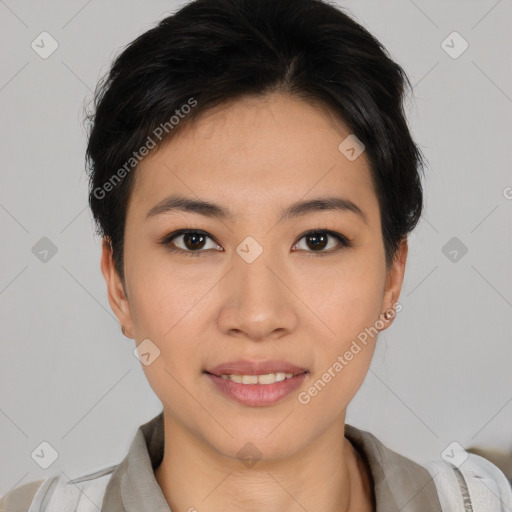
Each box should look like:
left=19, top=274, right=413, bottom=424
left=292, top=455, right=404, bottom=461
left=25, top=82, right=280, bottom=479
left=292, top=230, right=351, bottom=254
left=182, top=232, right=207, bottom=250
left=160, top=229, right=222, bottom=256
left=305, top=232, right=329, bottom=250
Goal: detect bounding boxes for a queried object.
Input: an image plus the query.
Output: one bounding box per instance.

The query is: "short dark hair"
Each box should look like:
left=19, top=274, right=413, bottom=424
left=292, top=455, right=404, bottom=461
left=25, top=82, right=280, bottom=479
left=86, top=0, right=425, bottom=286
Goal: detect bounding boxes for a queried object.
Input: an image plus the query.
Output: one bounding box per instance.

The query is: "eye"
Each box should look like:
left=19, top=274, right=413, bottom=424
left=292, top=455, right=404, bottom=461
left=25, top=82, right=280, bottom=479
left=291, top=229, right=351, bottom=255
left=159, top=228, right=351, bottom=257
left=159, top=229, right=222, bottom=257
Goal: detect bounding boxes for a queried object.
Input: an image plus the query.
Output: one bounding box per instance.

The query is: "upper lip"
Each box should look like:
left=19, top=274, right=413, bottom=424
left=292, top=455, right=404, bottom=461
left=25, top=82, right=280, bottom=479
left=205, top=359, right=308, bottom=376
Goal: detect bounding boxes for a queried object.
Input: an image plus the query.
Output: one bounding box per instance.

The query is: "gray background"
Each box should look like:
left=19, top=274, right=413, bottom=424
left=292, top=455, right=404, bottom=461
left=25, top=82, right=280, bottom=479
left=1, top=0, right=511, bottom=496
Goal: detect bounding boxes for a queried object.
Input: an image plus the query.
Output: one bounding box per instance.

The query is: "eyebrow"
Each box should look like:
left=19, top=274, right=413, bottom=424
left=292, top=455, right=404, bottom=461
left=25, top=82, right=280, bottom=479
left=146, top=194, right=367, bottom=224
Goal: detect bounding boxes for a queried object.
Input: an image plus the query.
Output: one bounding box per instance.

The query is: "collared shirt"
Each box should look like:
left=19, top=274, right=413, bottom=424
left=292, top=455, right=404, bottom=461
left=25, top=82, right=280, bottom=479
left=100, top=412, right=442, bottom=511
left=2, top=411, right=445, bottom=511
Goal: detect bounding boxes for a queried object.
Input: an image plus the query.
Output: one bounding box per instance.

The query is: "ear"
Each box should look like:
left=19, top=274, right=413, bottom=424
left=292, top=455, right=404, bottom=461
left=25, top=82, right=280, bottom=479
left=380, top=237, right=408, bottom=328
left=100, top=237, right=133, bottom=338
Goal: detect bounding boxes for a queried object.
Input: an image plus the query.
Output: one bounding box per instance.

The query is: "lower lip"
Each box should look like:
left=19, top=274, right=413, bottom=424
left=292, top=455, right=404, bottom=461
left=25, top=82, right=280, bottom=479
left=205, top=372, right=308, bottom=406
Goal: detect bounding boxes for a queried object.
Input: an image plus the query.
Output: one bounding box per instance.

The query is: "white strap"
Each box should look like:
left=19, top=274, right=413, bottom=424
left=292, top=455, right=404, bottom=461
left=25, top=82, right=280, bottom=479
left=425, top=459, right=468, bottom=512
left=27, top=471, right=113, bottom=512
left=425, top=453, right=512, bottom=512
left=461, top=453, right=512, bottom=512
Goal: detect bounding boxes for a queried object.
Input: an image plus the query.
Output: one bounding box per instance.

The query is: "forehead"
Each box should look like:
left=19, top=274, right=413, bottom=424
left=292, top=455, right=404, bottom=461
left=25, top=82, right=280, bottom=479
left=128, top=92, right=379, bottom=225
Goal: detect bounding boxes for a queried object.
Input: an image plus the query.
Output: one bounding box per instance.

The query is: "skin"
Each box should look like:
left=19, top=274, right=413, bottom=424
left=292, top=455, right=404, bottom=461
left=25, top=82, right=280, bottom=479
left=101, top=91, right=408, bottom=512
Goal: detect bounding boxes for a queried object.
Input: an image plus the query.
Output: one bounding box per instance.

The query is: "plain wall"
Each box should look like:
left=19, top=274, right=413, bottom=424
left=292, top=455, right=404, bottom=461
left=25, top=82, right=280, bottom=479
left=1, top=0, right=511, bottom=496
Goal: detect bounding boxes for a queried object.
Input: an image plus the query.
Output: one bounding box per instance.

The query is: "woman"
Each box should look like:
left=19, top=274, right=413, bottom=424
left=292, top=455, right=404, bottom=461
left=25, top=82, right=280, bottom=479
left=2, top=0, right=511, bottom=510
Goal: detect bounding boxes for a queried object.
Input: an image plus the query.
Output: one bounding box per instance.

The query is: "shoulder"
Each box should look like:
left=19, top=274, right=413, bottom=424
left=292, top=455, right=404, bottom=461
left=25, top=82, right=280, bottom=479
left=425, top=452, right=512, bottom=511
left=0, top=465, right=118, bottom=512
left=346, top=423, right=512, bottom=511
left=0, top=480, right=45, bottom=512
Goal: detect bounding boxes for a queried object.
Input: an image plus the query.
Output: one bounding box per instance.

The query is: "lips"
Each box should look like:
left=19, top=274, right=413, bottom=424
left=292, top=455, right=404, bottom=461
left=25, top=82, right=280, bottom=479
left=205, top=359, right=308, bottom=377
left=206, top=370, right=308, bottom=406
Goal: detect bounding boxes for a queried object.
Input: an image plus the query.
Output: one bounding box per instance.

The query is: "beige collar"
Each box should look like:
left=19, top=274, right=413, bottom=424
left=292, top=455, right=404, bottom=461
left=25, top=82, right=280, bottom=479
left=102, top=412, right=442, bottom=512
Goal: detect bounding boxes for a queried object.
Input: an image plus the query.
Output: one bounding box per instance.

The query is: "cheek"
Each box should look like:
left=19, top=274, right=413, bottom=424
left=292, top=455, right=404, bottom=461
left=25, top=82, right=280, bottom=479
left=300, top=252, right=385, bottom=339
left=337, top=266, right=384, bottom=335
left=125, top=251, right=213, bottom=384
left=298, top=250, right=385, bottom=396
left=126, top=248, right=209, bottom=339
left=298, top=262, right=383, bottom=417
left=127, top=259, right=205, bottom=407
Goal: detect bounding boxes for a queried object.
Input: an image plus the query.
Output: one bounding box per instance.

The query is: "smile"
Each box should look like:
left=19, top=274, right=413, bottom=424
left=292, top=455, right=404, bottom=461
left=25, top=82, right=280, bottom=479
left=205, top=371, right=308, bottom=406
left=219, top=372, right=296, bottom=384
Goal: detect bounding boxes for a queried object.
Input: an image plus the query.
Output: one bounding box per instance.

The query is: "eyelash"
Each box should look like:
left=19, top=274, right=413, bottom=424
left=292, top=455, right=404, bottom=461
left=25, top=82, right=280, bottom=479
left=159, top=228, right=352, bottom=257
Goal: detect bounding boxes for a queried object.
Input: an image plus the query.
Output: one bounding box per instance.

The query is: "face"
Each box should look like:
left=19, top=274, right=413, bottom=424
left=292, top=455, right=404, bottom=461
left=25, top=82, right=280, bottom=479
left=102, top=91, right=407, bottom=462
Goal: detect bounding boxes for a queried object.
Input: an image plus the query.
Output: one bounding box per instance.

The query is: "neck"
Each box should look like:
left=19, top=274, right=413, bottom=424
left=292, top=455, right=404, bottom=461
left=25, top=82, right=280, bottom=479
left=154, top=412, right=373, bottom=512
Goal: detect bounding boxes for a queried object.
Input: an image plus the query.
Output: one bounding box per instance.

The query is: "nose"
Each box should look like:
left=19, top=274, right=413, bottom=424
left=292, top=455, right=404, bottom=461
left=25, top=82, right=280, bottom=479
left=216, top=249, right=299, bottom=342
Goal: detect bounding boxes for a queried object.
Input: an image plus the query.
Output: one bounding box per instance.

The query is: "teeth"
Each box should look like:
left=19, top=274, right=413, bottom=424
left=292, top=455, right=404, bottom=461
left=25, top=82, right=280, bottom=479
left=219, top=372, right=295, bottom=384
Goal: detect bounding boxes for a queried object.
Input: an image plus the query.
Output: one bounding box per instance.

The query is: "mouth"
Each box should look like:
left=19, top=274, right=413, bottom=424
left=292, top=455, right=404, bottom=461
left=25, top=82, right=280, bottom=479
left=205, top=358, right=309, bottom=378
left=204, top=370, right=308, bottom=385
left=203, top=359, right=309, bottom=406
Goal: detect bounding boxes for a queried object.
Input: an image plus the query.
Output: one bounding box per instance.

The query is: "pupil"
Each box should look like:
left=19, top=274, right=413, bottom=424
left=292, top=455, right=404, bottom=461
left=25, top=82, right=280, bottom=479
left=185, top=233, right=205, bottom=250
left=308, top=233, right=327, bottom=250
